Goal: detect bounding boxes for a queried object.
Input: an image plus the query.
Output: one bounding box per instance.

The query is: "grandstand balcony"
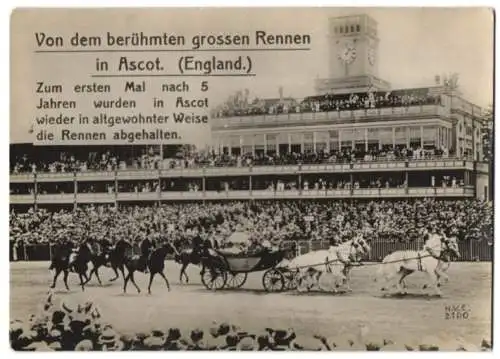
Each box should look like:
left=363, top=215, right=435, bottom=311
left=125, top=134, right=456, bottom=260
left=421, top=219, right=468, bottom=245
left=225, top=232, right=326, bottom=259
left=211, top=104, right=449, bottom=130
left=9, top=186, right=476, bottom=205
left=9, top=158, right=478, bottom=183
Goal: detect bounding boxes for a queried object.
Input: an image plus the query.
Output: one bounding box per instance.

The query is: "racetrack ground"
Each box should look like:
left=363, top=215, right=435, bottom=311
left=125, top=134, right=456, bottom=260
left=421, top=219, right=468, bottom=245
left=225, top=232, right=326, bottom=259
left=10, top=261, right=492, bottom=347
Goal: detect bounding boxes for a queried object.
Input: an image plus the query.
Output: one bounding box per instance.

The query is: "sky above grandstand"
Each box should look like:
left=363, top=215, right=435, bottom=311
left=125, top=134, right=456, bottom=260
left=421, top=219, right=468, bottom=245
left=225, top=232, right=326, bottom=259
left=11, top=8, right=493, bottom=145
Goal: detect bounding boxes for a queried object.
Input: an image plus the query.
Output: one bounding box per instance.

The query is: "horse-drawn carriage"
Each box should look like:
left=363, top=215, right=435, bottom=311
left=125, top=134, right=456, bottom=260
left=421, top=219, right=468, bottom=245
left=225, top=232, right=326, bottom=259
left=200, top=232, right=297, bottom=292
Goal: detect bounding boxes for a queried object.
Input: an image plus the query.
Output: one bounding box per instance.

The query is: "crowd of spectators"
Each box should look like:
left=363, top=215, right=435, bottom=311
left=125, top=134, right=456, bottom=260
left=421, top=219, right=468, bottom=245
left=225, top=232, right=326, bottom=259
left=11, top=145, right=455, bottom=174
left=10, top=200, right=492, bottom=254
left=212, top=88, right=442, bottom=118
left=11, top=294, right=491, bottom=351
left=11, top=149, right=161, bottom=174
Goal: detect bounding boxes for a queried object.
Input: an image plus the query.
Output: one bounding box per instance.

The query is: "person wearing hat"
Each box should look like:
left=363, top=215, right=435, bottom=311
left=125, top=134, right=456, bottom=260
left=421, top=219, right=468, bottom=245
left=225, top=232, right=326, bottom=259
left=97, top=325, right=124, bottom=351
left=186, top=328, right=206, bottom=350
left=74, top=339, right=94, bottom=351
left=164, top=328, right=187, bottom=350
left=236, top=335, right=258, bottom=351
left=143, top=329, right=166, bottom=350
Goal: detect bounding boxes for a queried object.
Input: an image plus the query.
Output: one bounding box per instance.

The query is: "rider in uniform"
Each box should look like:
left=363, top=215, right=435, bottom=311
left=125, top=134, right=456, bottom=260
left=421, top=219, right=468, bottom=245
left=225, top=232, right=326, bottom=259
left=191, top=228, right=204, bottom=257
left=67, top=226, right=79, bottom=272
left=140, top=233, right=154, bottom=273
left=201, top=228, right=213, bottom=255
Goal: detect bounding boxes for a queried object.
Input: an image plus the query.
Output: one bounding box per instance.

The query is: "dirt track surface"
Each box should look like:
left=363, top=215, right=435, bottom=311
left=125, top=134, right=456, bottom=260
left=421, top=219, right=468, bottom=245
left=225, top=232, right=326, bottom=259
left=10, top=261, right=491, bottom=346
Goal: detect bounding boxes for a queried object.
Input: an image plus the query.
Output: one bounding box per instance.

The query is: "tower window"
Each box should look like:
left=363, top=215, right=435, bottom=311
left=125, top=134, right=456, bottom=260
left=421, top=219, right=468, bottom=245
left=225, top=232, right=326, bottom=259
left=334, top=26, right=338, bottom=34
left=339, top=27, right=343, bottom=34
left=356, top=24, right=361, bottom=32
left=351, top=25, right=355, bottom=32
left=344, top=25, right=348, bottom=33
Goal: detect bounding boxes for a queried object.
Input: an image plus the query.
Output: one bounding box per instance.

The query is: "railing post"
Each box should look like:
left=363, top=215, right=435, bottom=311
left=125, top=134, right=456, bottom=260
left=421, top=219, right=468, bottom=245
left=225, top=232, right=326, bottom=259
left=202, top=167, right=206, bottom=201
left=73, top=170, right=77, bottom=212
left=114, top=169, right=118, bottom=209
left=298, top=164, right=302, bottom=195
left=249, top=165, right=252, bottom=196
left=157, top=167, right=161, bottom=205
left=33, top=172, right=38, bottom=211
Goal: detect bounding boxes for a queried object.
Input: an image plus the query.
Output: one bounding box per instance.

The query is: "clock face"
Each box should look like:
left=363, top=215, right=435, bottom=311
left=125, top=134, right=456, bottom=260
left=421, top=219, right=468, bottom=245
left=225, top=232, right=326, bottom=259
left=338, top=42, right=357, bottom=64
left=368, top=47, right=376, bottom=66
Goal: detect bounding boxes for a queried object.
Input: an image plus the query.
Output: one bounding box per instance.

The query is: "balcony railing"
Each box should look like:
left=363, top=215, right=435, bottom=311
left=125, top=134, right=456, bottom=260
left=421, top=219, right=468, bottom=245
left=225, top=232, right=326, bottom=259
left=211, top=104, right=449, bottom=129
left=37, top=194, right=74, bottom=204
left=10, top=186, right=476, bottom=205
left=9, top=158, right=478, bottom=183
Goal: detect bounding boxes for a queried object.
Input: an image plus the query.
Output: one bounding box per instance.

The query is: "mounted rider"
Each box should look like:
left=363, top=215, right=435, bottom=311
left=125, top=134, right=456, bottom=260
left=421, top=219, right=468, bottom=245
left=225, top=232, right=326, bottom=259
left=139, top=231, right=155, bottom=273
left=191, top=227, right=205, bottom=257
left=67, top=225, right=80, bottom=272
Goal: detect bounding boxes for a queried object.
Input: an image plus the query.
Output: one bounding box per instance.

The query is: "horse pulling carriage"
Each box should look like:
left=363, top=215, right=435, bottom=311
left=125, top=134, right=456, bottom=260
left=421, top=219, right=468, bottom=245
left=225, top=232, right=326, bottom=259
left=200, top=232, right=297, bottom=292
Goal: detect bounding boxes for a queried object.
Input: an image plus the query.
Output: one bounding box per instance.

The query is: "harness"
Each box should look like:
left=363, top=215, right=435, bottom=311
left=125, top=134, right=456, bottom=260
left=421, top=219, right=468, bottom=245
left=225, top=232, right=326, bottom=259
left=417, top=252, right=423, bottom=271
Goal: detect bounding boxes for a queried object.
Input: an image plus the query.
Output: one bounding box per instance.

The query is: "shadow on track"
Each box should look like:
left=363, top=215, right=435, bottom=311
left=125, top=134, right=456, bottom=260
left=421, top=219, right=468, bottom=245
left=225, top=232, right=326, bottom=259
left=379, top=292, right=444, bottom=300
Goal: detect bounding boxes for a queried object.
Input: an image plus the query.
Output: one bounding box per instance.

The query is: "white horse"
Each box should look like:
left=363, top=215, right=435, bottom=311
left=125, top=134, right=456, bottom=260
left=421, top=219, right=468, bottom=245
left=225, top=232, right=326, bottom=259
left=376, top=234, right=460, bottom=296
left=288, top=237, right=371, bottom=292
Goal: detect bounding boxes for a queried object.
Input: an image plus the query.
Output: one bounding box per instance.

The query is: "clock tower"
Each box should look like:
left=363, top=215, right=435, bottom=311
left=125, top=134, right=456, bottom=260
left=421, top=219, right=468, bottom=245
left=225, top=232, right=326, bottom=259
left=315, top=14, right=391, bottom=94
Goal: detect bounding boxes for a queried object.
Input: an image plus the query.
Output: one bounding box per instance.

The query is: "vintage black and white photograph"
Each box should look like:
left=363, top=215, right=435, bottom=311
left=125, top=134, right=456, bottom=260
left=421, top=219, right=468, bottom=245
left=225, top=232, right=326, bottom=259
left=9, top=7, right=494, bottom=351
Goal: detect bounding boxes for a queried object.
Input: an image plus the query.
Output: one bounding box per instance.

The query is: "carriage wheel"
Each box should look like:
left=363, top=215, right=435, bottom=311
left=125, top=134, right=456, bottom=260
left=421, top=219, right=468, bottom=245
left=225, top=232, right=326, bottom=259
left=201, top=269, right=227, bottom=290
left=226, top=272, right=248, bottom=289
left=284, top=270, right=299, bottom=290
left=262, top=269, right=285, bottom=292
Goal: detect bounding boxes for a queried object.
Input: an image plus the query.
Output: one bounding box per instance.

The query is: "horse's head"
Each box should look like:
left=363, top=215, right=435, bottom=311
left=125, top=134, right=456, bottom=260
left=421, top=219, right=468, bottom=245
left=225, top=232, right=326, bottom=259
left=441, top=235, right=460, bottom=260
left=350, top=237, right=370, bottom=260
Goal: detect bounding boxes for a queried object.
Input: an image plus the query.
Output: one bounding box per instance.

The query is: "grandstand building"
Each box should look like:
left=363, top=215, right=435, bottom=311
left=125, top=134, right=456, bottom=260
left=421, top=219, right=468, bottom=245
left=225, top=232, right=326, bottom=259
left=10, top=14, right=491, bottom=211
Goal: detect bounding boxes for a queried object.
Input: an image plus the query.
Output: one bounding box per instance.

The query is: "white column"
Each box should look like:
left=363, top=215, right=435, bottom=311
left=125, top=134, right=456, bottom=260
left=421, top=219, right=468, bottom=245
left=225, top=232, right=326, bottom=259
left=288, top=133, right=291, bottom=153
left=406, top=127, right=410, bottom=148
left=301, top=133, right=304, bottom=153
left=392, top=128, right=396, bottom=149
left=364, top=128, right=368, bottom=151
left=313, top=132, right=317, bottom=152
left=275, top=138, right=279, bottom=154
left=263, top=133, right=267, bottom=154
left=420, top=126, right=424, bottom=148
left=338, top=130, right=342, bottom=150
left=240, top=135, right=244, bottom=155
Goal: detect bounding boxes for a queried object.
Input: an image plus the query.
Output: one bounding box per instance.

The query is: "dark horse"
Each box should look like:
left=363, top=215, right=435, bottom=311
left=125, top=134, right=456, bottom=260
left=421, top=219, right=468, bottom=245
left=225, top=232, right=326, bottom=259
left=174, top=248, right=206, bottom=284
left=173, top=238, right=215, bottom=283
left=83, top=242, right=128, bottom=286
left=123, top=241, right=178, bottom=294
left=49, top=242, right=92, bottom=291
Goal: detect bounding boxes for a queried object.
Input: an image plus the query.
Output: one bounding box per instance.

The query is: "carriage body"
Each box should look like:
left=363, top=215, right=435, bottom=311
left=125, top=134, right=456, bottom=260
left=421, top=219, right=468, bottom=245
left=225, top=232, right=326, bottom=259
left=200, top=244, right=297, bottom=292
left=218, top=248, right=287, bottom=273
